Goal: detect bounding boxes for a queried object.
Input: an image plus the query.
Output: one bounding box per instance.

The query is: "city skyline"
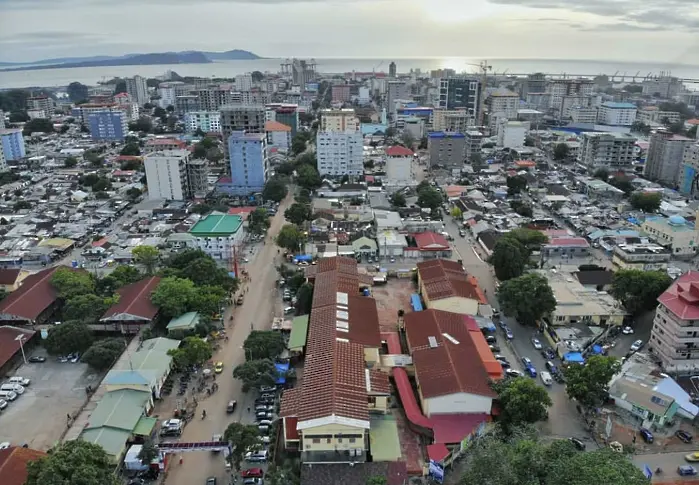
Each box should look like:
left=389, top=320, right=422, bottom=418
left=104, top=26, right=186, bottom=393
left=0, top=0, right=697, bottom=64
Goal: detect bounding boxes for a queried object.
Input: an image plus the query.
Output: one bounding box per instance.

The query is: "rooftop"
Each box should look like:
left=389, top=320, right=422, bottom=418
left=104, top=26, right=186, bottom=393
left=264, top=120, right=292, bottom=132
left=602, top=102, right=637, bottom=109
left=0, top=326, right=36, bottom=373
left=412, top=231, right=450, bottom=251
left=0, top=266, right=79, bottom=321
left=658, top=271, right=699, bottom=320
left=101, top=276, right=161, bottom=322
left=0, top=446, right=47, bottom=485
left=385, top=145, right=414, bottom=157
left=429, top=131, right=465, bottom=138
left=189, top=213, right=243, bottom=236
left=544, top=270, right=627, bottom=318
left=417, top=259, right=486, bottom=303
left=545, top=237, right=590, bottom=248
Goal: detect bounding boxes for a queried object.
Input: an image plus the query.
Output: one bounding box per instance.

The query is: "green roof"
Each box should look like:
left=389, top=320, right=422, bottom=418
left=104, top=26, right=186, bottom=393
left=288, top=315, right=309, bottom=351
left=133, top=416, right=158, bottom=436
left=369, top=415, right=402, bottom=462
left=79, top=427, right=132, bottom=462
left=112, top=337, right=180, bottom=377
left=85, top=389, right=151, bottom=432
left=167, top=311, right=200, bottom=331
left=189, top=214, right=243, bottom=237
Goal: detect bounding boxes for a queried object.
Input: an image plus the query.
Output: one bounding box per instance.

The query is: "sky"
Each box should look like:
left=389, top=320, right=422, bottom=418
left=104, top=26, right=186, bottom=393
left=0, top=0, right=698, bottom=64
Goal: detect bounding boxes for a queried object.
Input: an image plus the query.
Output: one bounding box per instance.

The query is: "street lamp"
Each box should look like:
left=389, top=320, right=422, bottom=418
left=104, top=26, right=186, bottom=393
left=15, top=334, right=27, bottom=365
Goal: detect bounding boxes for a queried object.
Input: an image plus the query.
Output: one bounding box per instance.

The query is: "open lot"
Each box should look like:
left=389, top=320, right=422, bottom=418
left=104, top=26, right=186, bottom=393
left=371, top=278, right=415, bottom=332
left=0, top=349, right=101, bottom=450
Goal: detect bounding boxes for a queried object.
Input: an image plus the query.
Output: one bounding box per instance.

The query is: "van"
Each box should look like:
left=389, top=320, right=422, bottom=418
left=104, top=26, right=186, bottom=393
left=0, top=383, right=24, bottom=394
left=8, top=377, right=30, bottom=386
left=0, top=390, right=17, bottom=401
left=540, top=371, right=553, bottom=386
left=245, top=450, right=268, bottom=462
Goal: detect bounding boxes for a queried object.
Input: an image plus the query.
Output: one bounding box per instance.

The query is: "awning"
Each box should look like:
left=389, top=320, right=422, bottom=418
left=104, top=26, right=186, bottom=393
left=133, top=416, right=157, bottom=436
left=288, top=315, right=309, bottom=351
left=393, top=367, right=433, bottom=430
left=426, top=443, right=449, bottom=463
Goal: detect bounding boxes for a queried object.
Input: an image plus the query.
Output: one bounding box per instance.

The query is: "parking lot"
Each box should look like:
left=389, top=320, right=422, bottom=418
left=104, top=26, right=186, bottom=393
left=0, top=349, right=101, bottom=450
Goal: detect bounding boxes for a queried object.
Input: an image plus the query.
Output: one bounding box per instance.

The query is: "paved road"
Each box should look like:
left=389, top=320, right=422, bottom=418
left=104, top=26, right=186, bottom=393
left=633, top=451, right=699, bottom=483
left=164, top=193, right=294, bottom=485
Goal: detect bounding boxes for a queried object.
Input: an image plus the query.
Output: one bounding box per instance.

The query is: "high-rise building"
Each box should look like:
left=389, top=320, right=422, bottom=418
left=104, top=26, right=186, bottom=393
left=486, top=88, right=520, bottom=121
left=144, top=150, right=206, bottom=200
left=235, top=74, right=253, bottom=92
left=226, top=132, right=269, bottom=195
left=386, top=81, right=409, bottom=117
left=427, top=132, right=465, bottom=169
left=125, top=75, right=149, bottom=106
left=439, top=77, right=481, bottom=121
left=388, top=62, right=397, bottom=78
left=642, top=76, right=683, bottom=99
left=597, top=102, right=637, bottom=126
left=291, top=59, right=316, bottom=86
left=319, top=109, right=359, bottom=133
left=496, top=120, right=528, bottom=149
left=520, top=73, right=547, bottom=98
left=331, top=85, right=351, bottom=104
left=0, top=140, right=6, bottom=172
left=184, top=111, right=222, bottom=134
left=265, top=120, right=292, bottom=152
left=464, top=130, right=484, bottom=162
left=26, top=96, right=54, bottom=116
left=265, top=104, right=299, bottom=136
left=678, top=143, right=699, bottom=195
left=196, top=85, right=234, bottom=111
left=158, top=81, right=187, bottom=109
left=174, top=95, right=200, bottom=116
left=220, top=105, right=266, bottom=164
left=644, top=130, right=695, bottom=185
left=0, top=129, right=26, bottom=161
left=88, top=110, right=127, bottom=141
left=578, top=132, right=636, bottom=169
left=0, top=110, right=5, bottom=130
left=317, top=109, right=362, bottom=176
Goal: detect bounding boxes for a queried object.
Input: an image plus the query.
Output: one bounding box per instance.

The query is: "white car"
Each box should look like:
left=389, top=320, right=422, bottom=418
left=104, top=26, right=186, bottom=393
left=0, top=399, right=7, bottom=410
left=622, top=326, right=634, bottom=335
left=630, top=340, right=643, bottom=352
left=532, top=338, right=542, bottom=350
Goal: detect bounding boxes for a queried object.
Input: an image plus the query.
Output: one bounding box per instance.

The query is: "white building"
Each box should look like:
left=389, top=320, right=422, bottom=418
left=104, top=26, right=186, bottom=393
left=384, top=145, right=414, bottom=185
left=320, top=109, right=359, bottom=133
left=144, top=150, right=191, bottom=200
left=569, top=106, right=599, bottom=124
left=496, top=120, right=528, bottom=149
left=0, top=141, right=7, bottom=172
left=184, top=111, right=222, bottom=133
left=125, top=75, right=149, bottom=106
left=265, top=120, right=292, bottom=151
left=636, top=108, right=682, bottom=125
left=547, top=79, right=594, bottom=111
left=158, top=81, right=186, bottom=109
left=644, top=130, right=695, bottom=185
left=578, top=132, right=636, bottom=168
left=597, top=102, right=637, bottom=126
left=486, top=88, right=519, bottom=120
left=432, top=109, right=471, bottom=133
left=316, top=131, right=363, bottom=177
left=358, top=86, right=371, bottom=104
left=235, top=74, right=253, bottom=92
left=188, top=214, right=245, bottom=261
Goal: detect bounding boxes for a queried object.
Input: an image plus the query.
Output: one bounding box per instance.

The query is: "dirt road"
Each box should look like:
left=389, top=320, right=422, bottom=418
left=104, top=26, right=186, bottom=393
left=164, top=193, right=293, bottom=485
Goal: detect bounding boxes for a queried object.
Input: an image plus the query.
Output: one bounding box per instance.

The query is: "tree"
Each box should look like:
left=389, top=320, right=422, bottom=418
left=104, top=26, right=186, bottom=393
left=190, top=203, right=212, bottom=215
left=390, top=192, right=406, bottom=207
left=137, top=438, right=159, bottom=466
left=151, top=276, right=197, bottom=318
left=295, top=152, right=317, bottom=168
left=9, top=111, right=30, bottom=122
left=490, top=238, right=528, bottom=281
left=13, top=200, right=31, bottom=212
left=26, top=440, right=120, bottom=485
left=94, top=191, right=110, bottom=200
left=295, top=283, right=314, bottom=315
left=609, top=176, right=634, bottom=195
left=276, top=162, right=295, bottom=176
left=190, top=285, right=228, bottom=316
left=82, top=338, right=126, bottom=370
left=63, top=294, right=115, bottom=321
left=291, top=135, right=307, bottom=156
left=552, top=143, right=569, bottom=160
left=120, top=143, right=141, bottom=156
left=45, top=321, right=94, bottom=356
left=23, top=118, right=54, bottom=135
left=248, top=207, right=271, bottom=235
left=498, top=273, right=556, bottom=326
left=64, top=156, right=78, bottom=168
left=629, top=192, right=661, bottom=213
left=384, top=127, right=396, bottom=138
left=506, top=175, right=528, bottom=196
left=631, top=121, right=651, bottom=136
left=593, top=168, right=610, bottom=180
left=564, top=355, right=620, bottom=408
left=126, top=187, right=142, bottom=202
left=132, top=245, right=160, bottom=274
left=51, top=267, right=95, bottom=299
left=297, top=188, right=312, bottom=204
left=224, top=422, right=263, bottom=471
left=417, top=186, right=442, bottom=210
left=504, top=228, right=548, bottom=251
left=192, top=143, right=207, bottom=159
left=243, top=331, right=286, bottom=360
left=67, top=82, right=89, bottom=103
left=492, top=377, right=552, bottom=430
left=284, top=202, right=312, bottom=225
left=367, top=477, right=387, bottom=485
left=296, top=164, right=322, bottom=190
left=276, top=224, right=305, bottom=253
left=80, top=173, right=100, bottom=187
left=233, top=358, right=277, bottom=392
left=91, top=177, right=112, bottom=192
left=97, top=265, right=142, bottom=295
left=206, top=147, right=224, bottom=163
left=610, top=269, right=672, bottom=315
left=547, top=447, right=649, bottom=485
left=262, top=178, right=288, bottom=203
left=509, top=200, right=533, bottom=218
left=129, top=117, right=152, bottom=133
left=167, top=336, right=212, bottom=368
left=401, top=131, right=414, bottom=148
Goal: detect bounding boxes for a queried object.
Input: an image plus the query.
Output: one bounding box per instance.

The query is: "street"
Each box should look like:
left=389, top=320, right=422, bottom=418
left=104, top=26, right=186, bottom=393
left=633, top=451, right=699, bottom=483
left=163, top=193, right=293, bottom=485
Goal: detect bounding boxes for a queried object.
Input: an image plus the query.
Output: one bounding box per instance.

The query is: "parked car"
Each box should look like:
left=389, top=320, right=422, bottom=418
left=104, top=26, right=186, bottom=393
left=485, top=335, right=497, bottom=344
left=545, top=361, right=558, bottom=373
left=622, top=326, right=634, bottom=335
left=685, top=452, right=699, bottom=462
left=8, top=377, right=30, bottom=386
left=531, top=338, right=542, bottom=350
left=630, top=340, right=643, bottom=352
left=676, top=430, right=693, bottom=443
left=245, top=450, right=268, bottom=462
left=28, top=356, right=46, bottom=363
left=505, top=369, right=523, bottom=378
left=206, top=477, right=217, bottom=485
left=227, top=400, right=237, bottom=413
left=504, top=327, right=514, bottom=340
left=678, top=465, right=698, bottom=476
left=243, top=479, right=263, bottom=485
left=0, top=399, right=7, bottom=410
left=259, top=386, right=276, bottom=393
left=541, top=348, right=556, bottom=360
left=569, top=437, right=586, bottom=451
left=639, top=428, right=654, bottom=443
left=489, top=344, right=501, bottom=352
left=214, top=362, right=224, bottom=374
left=241, top=468, right=264, bottom=478
left=496, top=359, right=510, bottom=369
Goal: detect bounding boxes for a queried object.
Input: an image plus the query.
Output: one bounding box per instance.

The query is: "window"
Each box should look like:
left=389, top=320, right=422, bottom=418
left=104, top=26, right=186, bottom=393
left=312, top=438, right=320, bottom=444
left=349, top=438, right=356, bottom=444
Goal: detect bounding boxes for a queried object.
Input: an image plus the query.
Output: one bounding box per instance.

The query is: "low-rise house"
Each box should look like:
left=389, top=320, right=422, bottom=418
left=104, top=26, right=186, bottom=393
left=98, top=276, right=161, bottom=334
left=642, top=215, right=698, bottom=259
left=611, top=241, right=671, bottom=271
left=417, top=259, right=486, bottom=316
left=404, top=232, right=452, bottom=259
left=0, top=445, right=47, bottom=485
left=540, top=237, right=590, bottom=262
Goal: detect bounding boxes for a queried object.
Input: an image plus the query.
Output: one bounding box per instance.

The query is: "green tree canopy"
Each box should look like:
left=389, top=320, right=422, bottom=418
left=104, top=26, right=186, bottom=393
left=498, top=273, right=556, bottom=325
left=492, top=377, right=552, bottom=430
left=167, top=336, right=212, bottom=368
left=505, top=228, right=548, bottom=251
left=233, top=358, right=278, bottom=392
left=120, top=143, right=141, bottom=156
left=132, top=245, right=160, bottom=274
left=248, top=207, right=271, bottom=235
left=63, top=294, right=116, bottom=322
left=506, top=175, right=528, bottom=196
left=390, top=192, right=406, bottom=207
left=295, top=152, right=317, bottom=168
left=64, top=156, right=78, bottom=168
left=276, top=224, right=305, bottom=253
left=190, top=285, right=228, bottom=316
left=224, top=422, right=264, bottom=471
left=161, top=250, right=238, bottom=293
left=296, top=164, right=322, bottom=190
left=417, top=185, right=443, bottom=210
left=609, top=269, right=672, bottom=315
left=291, top=135, right=307, bottom=156
left=275, top=162, right=295, bottom=176
left=284, top=202, right=312, bottom=225
left=82, top=338, right=126, bottom=370
left=91, top=177, right=111, bottom=192
left=262, top=178, right=289, bottom=203
left=129, top=117, right=152, bottom=133
left=552, top=143, right=570, bottom=160
left=243, top=331, right=286, bottom=360
left=564, top=355, right=621, bottom=408
left=126, top=187, right=142, bottom=201
left=26, top=440, right=121, bottom=485
left=295, top=283, right=314, bottom=315
left=593, top=168, right=610, bottom=180
left=45, top=321, right=94, bottom=355
left=51, top=267, right=95, bottom=299
left=629, top=192, right=661, bottom=213
left=151, top=276, right=197, bottom=318
left=490, top=238, right=528, bottom=281
left=96, top=265, right=142, bottom=295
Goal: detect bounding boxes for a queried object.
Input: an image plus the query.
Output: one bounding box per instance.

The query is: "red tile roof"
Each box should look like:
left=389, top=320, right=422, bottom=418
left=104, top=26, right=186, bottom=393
left=0, top=268, right=21, bottom=286
left=146, top=138, right=186, bottom=147
left=430, top=413, right=489, bottom=444
left=0, top=326, right=36, bottom=369
left=0, top=446, right=47, bottom=485
left=417, top=259, right=486, bottom=303
left=265, top=120, right=292, bottom=132
left=385, top=145, right=414, bottom=157
left=0, top=267, right=76, bottom=321
left=309, top=298, right=380, bottom=348
left=404, top=309, right=496, bottom=399
left=368, top=369, right=390, bottom=395
left=659, top=271, right=699, bottom=320
left=412, top=232, right=450, bottom=251
left=546, top=237, right=589, bottom=247
left=101, top=276, right=161, bottom=321
left=284, top=416, right=299, bottom=441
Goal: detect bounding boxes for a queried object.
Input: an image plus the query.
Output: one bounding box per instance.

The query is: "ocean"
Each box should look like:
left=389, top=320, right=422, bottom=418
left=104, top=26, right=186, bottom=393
left=1, top=58, right=698, bottom=89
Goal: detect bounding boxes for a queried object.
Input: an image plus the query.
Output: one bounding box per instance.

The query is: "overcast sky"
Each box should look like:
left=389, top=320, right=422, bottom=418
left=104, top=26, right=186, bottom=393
left=0, top=0, right=697, bottom=63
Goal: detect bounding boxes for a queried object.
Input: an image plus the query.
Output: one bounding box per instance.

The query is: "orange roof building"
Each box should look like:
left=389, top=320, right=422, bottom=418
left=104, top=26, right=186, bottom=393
left=416, top=259, right=487, bottom=316
left=0, top=446, right=47, bottom=485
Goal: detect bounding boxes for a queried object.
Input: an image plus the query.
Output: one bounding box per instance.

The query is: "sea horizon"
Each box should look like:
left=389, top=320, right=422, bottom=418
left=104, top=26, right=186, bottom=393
left=1, top=57, right=698, bottom=90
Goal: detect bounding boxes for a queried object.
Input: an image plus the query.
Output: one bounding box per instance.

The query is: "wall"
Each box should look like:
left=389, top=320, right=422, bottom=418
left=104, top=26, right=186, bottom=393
left=301, top=423, right=367, bottom=453
left=422, top=392, right=492, bottom=417
left=427, top=296, right=479, bottom=316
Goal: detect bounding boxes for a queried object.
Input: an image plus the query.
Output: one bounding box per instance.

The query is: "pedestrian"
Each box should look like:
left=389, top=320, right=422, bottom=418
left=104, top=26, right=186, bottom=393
left=247, top=406, right=251, bottom=413
left=179, top=455, right=183, bottom=465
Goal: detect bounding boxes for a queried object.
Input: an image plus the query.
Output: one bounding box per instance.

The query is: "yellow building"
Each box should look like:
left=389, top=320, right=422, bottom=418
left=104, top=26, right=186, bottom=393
left=416, top=259, right=486, bottom=316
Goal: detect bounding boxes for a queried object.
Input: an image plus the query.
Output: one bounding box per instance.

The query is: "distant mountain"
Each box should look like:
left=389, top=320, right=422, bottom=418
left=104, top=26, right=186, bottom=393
left=0, top=49, right=261, bottom=71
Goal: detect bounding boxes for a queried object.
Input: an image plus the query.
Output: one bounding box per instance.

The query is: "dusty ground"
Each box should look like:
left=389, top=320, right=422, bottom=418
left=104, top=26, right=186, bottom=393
left=372, top=278, right=416, bottom=332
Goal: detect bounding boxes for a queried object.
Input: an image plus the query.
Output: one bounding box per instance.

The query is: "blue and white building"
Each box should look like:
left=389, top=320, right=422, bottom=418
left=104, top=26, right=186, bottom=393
left=184, top=111, right=221, bottom=134
left=597, top=102, right=637, bottom=126
left=0, top=129, right=26, bottom=161
left=88, top=110, right=127, bottom=141
left=222, top=131, right=268, bottom=195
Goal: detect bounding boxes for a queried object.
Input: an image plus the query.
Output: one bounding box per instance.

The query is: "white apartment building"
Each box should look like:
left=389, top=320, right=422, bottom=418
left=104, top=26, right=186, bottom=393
left=384, top=145, right=414, bottom=185
left=679, top=143, right=699, bottom=196
left=235, top=74, right=253, bottom=92
left=569, top=106, right=599, bottom=124
left=0, top=110, right=5, bottom=130
left=636, top=108, right=682, bottom=125
left=316, top=131, right=363, bottom=176
left=597, top=102, right=637, bottom=126
left=464, top=130, right=484, bottom=162
left=547, top=79, right=594, bottom=111
left=496, top=120, right=528, bottom=149
left=125, top=75, right=149, bottom=106
left=486, top=88, right=519, bottom=120
left=158, top=81, right=187, bottom=109
left=144, top=150, right=191, bottom=200
left=320, top=109, right=359, bottom=133
left=184, top=111, right=222, bottom=133
left=265, top=120, right=292, bottom=151
left=578, top=132, right=636, bottom=168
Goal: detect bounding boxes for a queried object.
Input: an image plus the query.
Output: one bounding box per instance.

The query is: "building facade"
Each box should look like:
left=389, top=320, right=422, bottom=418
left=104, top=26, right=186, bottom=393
left=486, top=89, right=519, bottom=120
left=125, top=75, right=149, bottom=106
left=320, top=109, right=359, bottom=133
left=637, top=108, right=682, bottom=125
left=188, top=214, right=245, bottom=261
left=569, top=106, right=599, bottom=124
left=496, top=120, right=527, bottom=149
left=644, top=130, right=695, bottom=185
left=26, top=96, right=54, bottom=115
left=227, top=131, right=269, bottom=195
left=265, top=103, right=299, bottom=136
left=611, top=242, right=671, bottom=271
left=388, top=61, right=396, bottom=78
left=428, top=132, right=465, bottom=169
left=144, top=150, right=193, bottom=200
left=439, top=77, right=481, bottom=120
left=265, top=120, right=292, bottom=152
left=0, top=129, right=26, bottom=161
left=316, top=131, right=363, bottom=177
left=679, top=143, right=699, bottom=196
left=88, top=110, right=127, bottom=141
left=597, top=102, right=637, bottom=126
left=184, top=111, right=222, bottom=134
left=158, top=81, right=187, bottom=109
left=464, top=130, right=484, bottom=162
left=386, top=81, right=409, bottom=117
left=384, top=145, right=414, bottom=186
left=578, top=132, right=636, bottom=168
left=220, top=105, right=266, bottom=162
left=546, top=79, right=594, bottom=111
left=331, top=85, right=351, bottom=104
left=642, top=215, right=699, bottom=259
left=432, top=109, right=471, bottom=133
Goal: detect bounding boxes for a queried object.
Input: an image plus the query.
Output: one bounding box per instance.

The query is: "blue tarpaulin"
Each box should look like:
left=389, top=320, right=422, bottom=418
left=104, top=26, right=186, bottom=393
left=411, top=294, right=423, bottom=312
left=275, top=362, right=290, bottom=384
left=591, top=345, right=603, bottom=354
left=563, top=352, right=585, bottom=364
left=293, top=254, right=313, bottom=262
